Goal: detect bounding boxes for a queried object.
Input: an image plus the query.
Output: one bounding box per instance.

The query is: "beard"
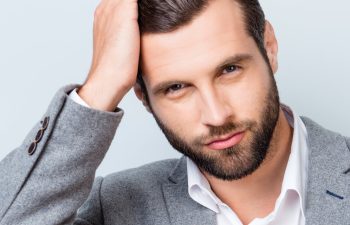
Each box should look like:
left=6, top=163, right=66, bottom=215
left=151, top=74, right=280, bottom=181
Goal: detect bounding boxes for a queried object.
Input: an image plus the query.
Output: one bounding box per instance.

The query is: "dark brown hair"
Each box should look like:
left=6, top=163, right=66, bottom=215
left=137, top=0, right=267, bottom=98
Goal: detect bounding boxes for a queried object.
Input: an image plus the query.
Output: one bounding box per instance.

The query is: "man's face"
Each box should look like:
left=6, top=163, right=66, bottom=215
left=139, top=0, right=280, bottom=180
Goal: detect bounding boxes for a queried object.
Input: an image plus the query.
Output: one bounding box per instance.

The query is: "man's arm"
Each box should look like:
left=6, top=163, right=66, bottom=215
left=0, top=0, right=141, bottom=223
left=0, top=85, right=123, bottom=224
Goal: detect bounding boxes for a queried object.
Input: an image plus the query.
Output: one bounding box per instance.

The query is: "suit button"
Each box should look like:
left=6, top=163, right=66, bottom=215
left=28, top=142, right=37, bottom=155
left=41, top=116, right=50, bottom=130
left=34, top=129, right=44, bottom=143
left=28, top=116, right=49, bottom=156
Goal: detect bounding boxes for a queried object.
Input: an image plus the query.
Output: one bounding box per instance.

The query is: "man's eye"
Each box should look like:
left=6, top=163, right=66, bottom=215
left=165, top=83, right=186, bottom=94
left=223, top=65, right=240, bottom=74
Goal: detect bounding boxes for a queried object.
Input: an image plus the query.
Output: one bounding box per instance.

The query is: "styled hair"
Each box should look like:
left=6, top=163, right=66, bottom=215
left=137, top=0, right=267, bottom=98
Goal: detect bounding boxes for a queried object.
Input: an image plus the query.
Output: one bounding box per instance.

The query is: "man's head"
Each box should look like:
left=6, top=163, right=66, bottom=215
left=137, top=0, right=269, bottom=95
left=134, top=0, right=280, bottom=180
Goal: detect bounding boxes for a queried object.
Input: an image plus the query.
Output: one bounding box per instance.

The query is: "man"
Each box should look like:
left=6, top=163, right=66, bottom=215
left=0, top=0, right=349, bottom=224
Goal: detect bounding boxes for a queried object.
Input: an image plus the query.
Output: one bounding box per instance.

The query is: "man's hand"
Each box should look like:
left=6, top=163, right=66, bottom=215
left=78, top=0, right=140, bottom=111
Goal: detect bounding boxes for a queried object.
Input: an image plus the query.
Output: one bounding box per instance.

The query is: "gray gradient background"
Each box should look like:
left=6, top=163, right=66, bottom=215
left=0, top=0, right=349, bottom=176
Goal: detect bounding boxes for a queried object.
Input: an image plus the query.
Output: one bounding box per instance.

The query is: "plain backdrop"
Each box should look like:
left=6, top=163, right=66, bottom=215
left=0, top=0, right=349, bottom=176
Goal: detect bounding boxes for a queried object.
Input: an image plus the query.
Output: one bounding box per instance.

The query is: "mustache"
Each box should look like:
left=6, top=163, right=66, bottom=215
left=194, top=120, right=256, bottom=145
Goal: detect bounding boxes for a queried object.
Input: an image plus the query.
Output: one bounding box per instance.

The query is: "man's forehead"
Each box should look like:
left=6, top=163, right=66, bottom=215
left=140, top=0, right=248, bottom=78
left=141, top=37, right=252, bottom=79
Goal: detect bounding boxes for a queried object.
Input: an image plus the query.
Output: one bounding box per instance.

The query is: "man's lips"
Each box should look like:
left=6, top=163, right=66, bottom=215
left=205, top=131, right=245, bottom=150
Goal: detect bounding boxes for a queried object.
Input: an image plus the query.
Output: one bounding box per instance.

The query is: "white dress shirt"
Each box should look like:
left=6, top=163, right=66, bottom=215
left=187, top=105, right=309, bottom=225
left=69, top=90, right=308, bottom=225
left=69, top=88, right=91, bottom=108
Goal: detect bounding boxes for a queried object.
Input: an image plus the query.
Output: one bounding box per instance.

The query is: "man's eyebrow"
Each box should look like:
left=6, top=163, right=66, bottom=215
left=213, top=53, right=253, bottom=75
left=151, top=54, right=253, bottom=95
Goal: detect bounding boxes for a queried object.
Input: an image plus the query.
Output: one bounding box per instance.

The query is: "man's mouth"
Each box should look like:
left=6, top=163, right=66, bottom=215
left=205, top=131, right=245, bottom=150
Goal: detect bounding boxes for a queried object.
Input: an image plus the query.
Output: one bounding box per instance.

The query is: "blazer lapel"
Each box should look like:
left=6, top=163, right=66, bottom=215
left=162, top=157, right=216, bottom=225
left=301, top=117, right=350, bottom=224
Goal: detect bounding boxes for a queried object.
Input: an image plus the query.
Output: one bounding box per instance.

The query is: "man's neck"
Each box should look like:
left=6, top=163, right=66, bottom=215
left=202, top=108, right=293, bottom=224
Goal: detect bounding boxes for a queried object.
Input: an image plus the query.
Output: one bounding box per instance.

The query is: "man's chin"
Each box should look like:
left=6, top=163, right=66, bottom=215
left=191, top=153, right=265, bottom=181
left=201, top=166, right=260, bottom=181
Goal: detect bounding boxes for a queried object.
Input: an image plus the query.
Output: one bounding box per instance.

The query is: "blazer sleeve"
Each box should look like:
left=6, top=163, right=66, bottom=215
left=345, top=136, right=350, bottom=151
left=74, top=177, right=104, bottom=225
left=0, top=84, right=123, bottom=225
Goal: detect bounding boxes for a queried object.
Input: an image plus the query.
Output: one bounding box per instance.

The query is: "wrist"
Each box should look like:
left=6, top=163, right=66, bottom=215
left=78, top=79, right=128, bottom=112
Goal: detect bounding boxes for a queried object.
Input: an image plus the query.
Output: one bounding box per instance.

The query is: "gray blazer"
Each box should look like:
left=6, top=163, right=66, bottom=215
left=0, top=85, right=349, bottom=225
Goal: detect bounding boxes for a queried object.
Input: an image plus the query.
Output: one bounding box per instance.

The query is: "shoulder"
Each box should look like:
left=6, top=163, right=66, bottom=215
left=105, top=158, right=180, bottom=182
left=100, top=158, right=181, bottom=194
left=301, top=116, right=350, bottom=151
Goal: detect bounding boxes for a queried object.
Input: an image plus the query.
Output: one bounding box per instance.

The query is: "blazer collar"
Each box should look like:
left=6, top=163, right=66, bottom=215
left=163, top=156, right=216, bottom=225
left=301, top=117, right=350, bottom=224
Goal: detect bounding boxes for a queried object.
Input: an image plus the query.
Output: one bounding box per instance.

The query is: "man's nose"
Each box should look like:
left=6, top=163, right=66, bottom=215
left=199, top=88, right=232, bottom=127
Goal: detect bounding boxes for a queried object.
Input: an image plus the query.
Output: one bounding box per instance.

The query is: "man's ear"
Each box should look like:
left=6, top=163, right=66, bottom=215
left=134, top=83, right=152, bottom=113
left=264, top=20, right=279, bottom=74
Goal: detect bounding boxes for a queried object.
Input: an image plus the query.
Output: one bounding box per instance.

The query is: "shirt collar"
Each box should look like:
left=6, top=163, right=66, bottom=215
left=279, top=104, right=309, bottom=217
left=186, top=104, right=309, bottom=216
left=187, top=156, right=221, bottom=213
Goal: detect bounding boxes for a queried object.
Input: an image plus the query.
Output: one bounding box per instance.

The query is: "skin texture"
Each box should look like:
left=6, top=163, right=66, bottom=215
left=136, top=0, right=293, bottom=223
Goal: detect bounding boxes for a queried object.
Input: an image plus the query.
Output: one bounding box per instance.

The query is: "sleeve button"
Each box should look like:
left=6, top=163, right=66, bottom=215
left=34, top=129, right=44, bottom=143
left=28, top=142, right=37, bottom=155
left=41, top=116, right=50, bottom=130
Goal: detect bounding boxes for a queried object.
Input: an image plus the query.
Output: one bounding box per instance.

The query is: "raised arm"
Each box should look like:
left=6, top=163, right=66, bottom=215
left=0, top=0, right=140, bottom=224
